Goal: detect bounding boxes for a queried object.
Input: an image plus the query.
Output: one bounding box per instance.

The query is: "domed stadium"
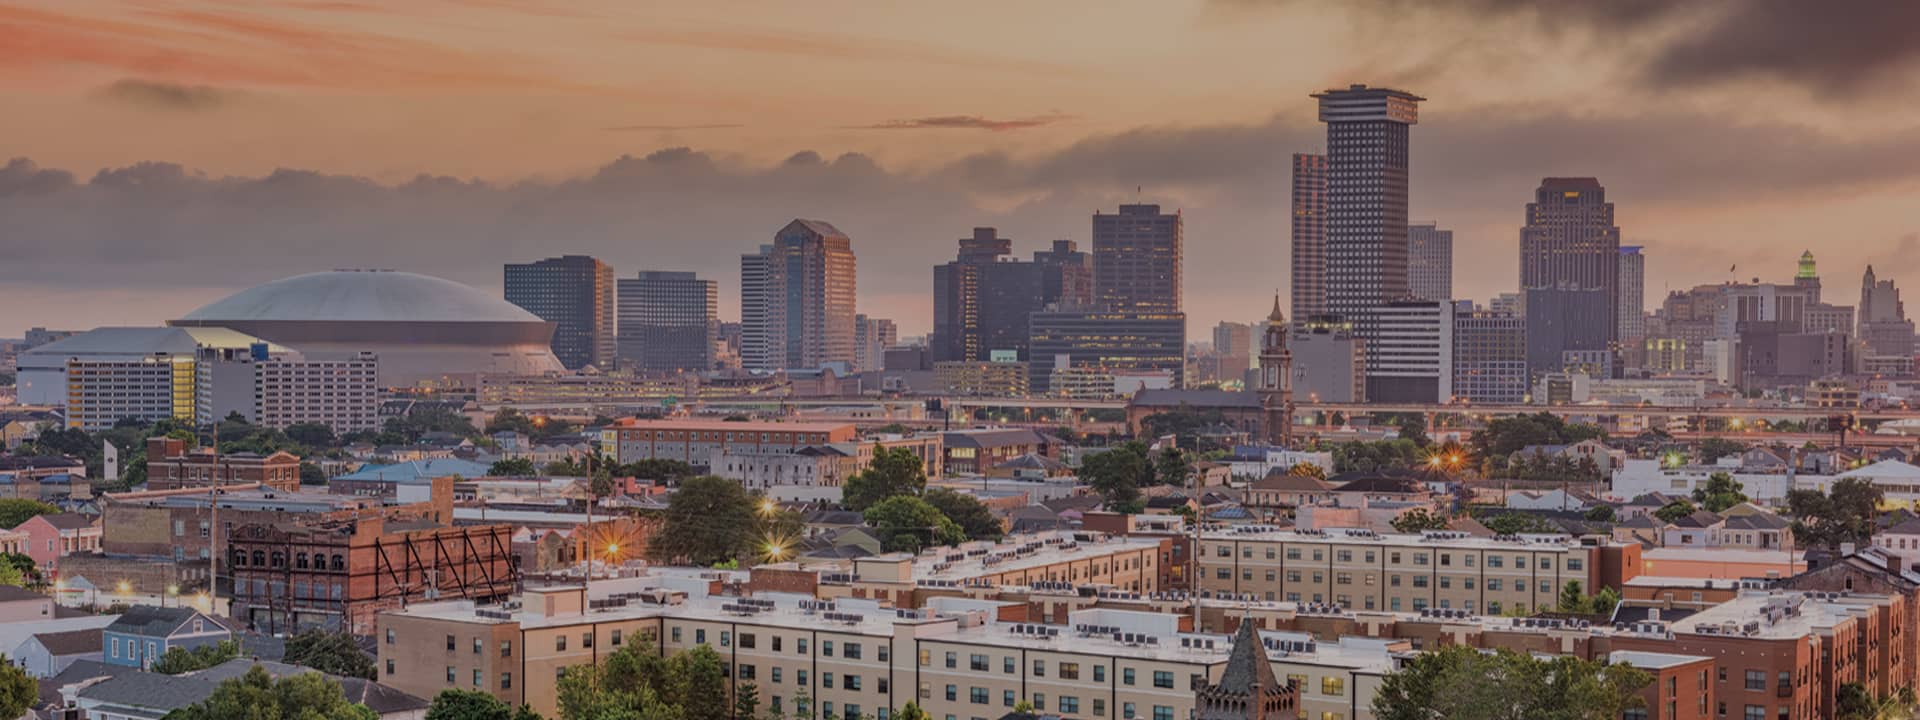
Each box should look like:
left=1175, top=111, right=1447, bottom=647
left=170, top=270, right=563, bottom=387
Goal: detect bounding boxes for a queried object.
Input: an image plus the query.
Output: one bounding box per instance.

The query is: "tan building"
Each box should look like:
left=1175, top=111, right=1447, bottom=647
left=933, top=361, right=1029, bottom=397
left=606, top=418, right=858, bottom=465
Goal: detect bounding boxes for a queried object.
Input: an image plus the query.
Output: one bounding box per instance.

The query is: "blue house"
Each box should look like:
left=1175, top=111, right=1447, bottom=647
left=101, top=605, right=231, bottom=669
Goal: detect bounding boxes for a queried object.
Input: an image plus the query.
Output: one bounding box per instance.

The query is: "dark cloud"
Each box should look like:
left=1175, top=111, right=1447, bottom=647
left=602, top=123, right=746, bottom=132
left=4, top=106, right=1919, bottom=336
left=96, top=79, right=242, bottom=112
left=853, top=114, right=1072, bottom=132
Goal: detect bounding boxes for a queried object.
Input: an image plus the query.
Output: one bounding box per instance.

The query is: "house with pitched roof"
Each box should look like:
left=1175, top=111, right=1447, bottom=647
left=12, top=512, right=100, bottom=576
left=101, top=605, right=230, bottom=669
left=12, top=627, right=102, bottom=677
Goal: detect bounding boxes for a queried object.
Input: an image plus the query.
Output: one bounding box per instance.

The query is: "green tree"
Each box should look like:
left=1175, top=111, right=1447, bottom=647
left=284, top=422, right=337, bottom=449
left=489, top=458, right=538, bottom=476
left=649, top=476, right=758, bottom=566
left=1390, top=508, right=1450, bottom=533
left=841, top=446, right=929, bottom=511
left=1653, top=499, right=1698, bottom=524
left=732, top=683, right=760, bottom=720
left=667, top=645, right=728, bottom=720
left=1696, top=438, right=1745, bottom=463
left=1154, top=446, right=1193, bottom=488
left=556, top=644, right=681, bottom=720
left=1372, top=645, right=1649, bottom=720
left=0, top=562, right=22, bottom=588
left=0, top=653, right=32, bottom=720
left=299, top=462, right=328, bottom=486
left=1481, top=512, right=1556, bottom=535
left=427, top=690, right=517, bottom=720
left=150, top=640, right=241, bottom=674
left=1691, top=471, right=1749, bottom=512
left=923, top=488, right=1003, bottom=541
left=485, top=409, right=538, bottom=436
left=284, top=629, right=377, bottom=679
left=1557, top=580, right=1590, bottom=613
left=863, top=496, right=964, bottom=553
left=0, top=498, right=57, bottom=530
left=165, top=665, right=377, bottom=720
left=1332, top=439, right=1423, bottom=472
left=1393, top=414, right=1431, bottom=447
left=1583, top=505, right=1616, bottom=522
left=892, top=703, right=930, bottom=720
left=0, top=553, right=38, bottom=586
left=1787, top=477, right=1885, bottom=550
left=1592, top=586, right=1622, bottom=617
left=1081, top=442, right=1154, bottom=512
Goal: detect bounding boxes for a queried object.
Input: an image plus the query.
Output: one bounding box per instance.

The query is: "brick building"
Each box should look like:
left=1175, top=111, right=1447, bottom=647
left=227, top=516, right=516, bottom=635
left=146, top=437, right=301, bottom=492
left=605, top=418, right=857, bottom=465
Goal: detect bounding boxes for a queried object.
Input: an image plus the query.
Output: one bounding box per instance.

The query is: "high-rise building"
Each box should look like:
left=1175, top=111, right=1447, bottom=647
left=1617, top=246, right=1646, bottom=352
left=854, top=315, right=897, bottom=373
left=933, top=230, right=1092, bottom=363
left=1795, top=250, right=1822, bottom=303
left=1453, top=308, right=1528, bottom=404
left=504, top=255, right=615, bottom=371
left=1860, top=265, right=1916, bottom=360
left=1490, top=292, right=1524, bottom=318
left=1407, top=222, right=1453, bottom=302
left=1093, top=204, right=1182, bottom=313
left=1289, top=153, right=1328, bottom=319
left=1520, top=178, right=1620, bottom=377
left=1027, top=310, right=1186, bottom=394
left=1312, top=85, right=1423, bottom=336
left=1289, top=318, right=1365, bottom=404
left=1366, top=300, right=1452, bottom=404
left=741, top=221, right=857, bottom=371
left=617, top=271, right=717, bottom=372
left=1212, top=321, right=1254, bottom=381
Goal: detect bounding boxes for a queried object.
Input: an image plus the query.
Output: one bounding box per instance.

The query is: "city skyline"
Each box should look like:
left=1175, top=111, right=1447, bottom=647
left=6, top=2, right=1920, bottom=340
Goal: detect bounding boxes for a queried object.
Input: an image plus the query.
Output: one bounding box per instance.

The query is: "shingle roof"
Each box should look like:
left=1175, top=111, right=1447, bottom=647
left=1251, top=472, right=1332, bottom=493
left=104, top=606, right=220, bottom=639
left=0, top=585, right=45, bottom=603
left=31, top=628, right=103, bottom=656
left=1208, top=621, right=1286, bottom=698
left=1328, top=473, right=1424, bottom=494
left=1722, top=514, right=1788, bottom=531
left=1669, top=510, right=1724, bottom=529
left=75, top=670, right=219, bottom=712
left=39, top=513, right=96, bottom=531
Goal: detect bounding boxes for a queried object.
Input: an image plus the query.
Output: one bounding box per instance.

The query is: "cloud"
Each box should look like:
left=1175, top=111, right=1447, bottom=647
left=853, top=114, right=1074, bottom=132
left=96, top=78, right=240, bottom=111
left=602, top=124, right=746, bottom=132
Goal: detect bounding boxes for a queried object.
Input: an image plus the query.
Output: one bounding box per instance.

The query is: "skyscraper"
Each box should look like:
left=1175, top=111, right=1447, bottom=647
left=1453, top=307, right=1527, bottom=404
left=1794, top=250, right=1821, bottom=303
left=934, top=230, right=1092, bottom=363
left=1213, top=321, right=1254, bottom=381
left=1289, top=153, right=1328, bottom=319
left=1313, top=84, right=1423, bottom=335
left=1407, top=222, right=1452, bottom=303
left=853, top=315, right=897, bottom=373
left=1860, top=265, right=1916, bottom=359
left=1092, top=204, right=1182, bottom=313
left=1367, top=300, right=1452, bottom=403
left=740, top=220, right=857, bottom=370
left=1617, top=246, right=1646, bottom=347
left=1520, top=177, right=1620, bottom=377
left=503, top=255, right=614, bottom=371
left=616, top=271, right=716, bottom=372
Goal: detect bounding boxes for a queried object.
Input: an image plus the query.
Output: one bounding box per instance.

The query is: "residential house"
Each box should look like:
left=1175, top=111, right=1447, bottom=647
left=13, top=627, right=102, bottom=678
left=13, top=513, right=101, bottom=577
left=1612, top=514, right=1667, bottom=547
left=1510, top=438, right=1622, bottom=474
left=101, top=606, right=231, bottom=670
left=57, top=658, right=427, bottom=720
left=941, top=428, right=1050, bottom=476
left=1243, top=472, right=1334, bottom=512
left=1660, top=510, right=1724, bottom=547
left=0, top=584, right=55, bottom=621
left=1505, top=488, right=1598, bottom=512
left=1876, top=516, right=1920, bottom=553
left=1618, top=492, right=1683, bottom=520
left=1714, top=510, right=1791, bottom=551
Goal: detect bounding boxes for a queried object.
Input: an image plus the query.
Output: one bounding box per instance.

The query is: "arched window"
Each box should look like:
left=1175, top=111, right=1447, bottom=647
left=252, top=551, right=266, bottom=566
left=231, top=551, right=246, bottom=567
left=270, top=552, right=285, bottom=568
left=331, top=554, right=345, bottom=571
left=296, top=553, right=309, bottom=569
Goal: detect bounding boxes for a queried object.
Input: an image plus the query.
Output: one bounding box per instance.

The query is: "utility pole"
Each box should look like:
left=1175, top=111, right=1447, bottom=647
left=1188, top=442, right=1201, bottom=632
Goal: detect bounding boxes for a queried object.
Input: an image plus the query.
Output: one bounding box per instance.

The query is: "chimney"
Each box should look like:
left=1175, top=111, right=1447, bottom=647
left=1648, top=608, right=1661, bottom=622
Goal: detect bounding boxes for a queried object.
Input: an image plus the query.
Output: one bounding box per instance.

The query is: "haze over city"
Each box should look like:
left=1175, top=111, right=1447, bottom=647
left=6, top=0, right=1920, bottom=337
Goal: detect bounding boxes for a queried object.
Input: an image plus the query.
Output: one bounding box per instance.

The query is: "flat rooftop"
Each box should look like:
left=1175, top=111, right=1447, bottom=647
left=1197, top=526, right=1587, bottom=552
left=1675, top=590, right=1884, bottom=640
left=1608, top=650, right=1712, bottom=670
left=609, top=418, right=853, bottom=433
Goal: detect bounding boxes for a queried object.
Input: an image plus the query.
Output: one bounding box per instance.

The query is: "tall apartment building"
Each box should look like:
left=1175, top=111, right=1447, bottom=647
left=1618, top=246, right=1646, bottom=364
left=853, top=315, right=897, bottom=373
left=741, top=222, right=858, bottom=371
left=932, top=230, right=1095, bottom=363
left=252, top=353, right=381, bottom=433
left=1860, top=265, right=1916, bottom=360
left=616, top=271, right=717, bottom=372
left=1520, top=178, right=1620, bottom=378
left=1290, top=153, right=1329, bottom=319
left=1312, top=85, right=1422, bottom=340
left=1028, top=310, right=1187, bottom=395
left=1452, top=308, right=1528, bottom=405
left=1093, top=205, right=1183, bottom=313
left=64, top=355, right=196, bottom=431
left=504, top=255, right=615, bottom=371
left=1212, top=322, right=1254, bottom=382
left=1366, top=300, right=1452, bottom=404
left=1406, top=223, right=1452, bottom=303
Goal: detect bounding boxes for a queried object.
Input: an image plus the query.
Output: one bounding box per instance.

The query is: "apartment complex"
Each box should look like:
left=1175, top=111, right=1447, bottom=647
left=1093, top=205, right=1183, bottom=314
left=63, top=355, right=195, bottom=431
left=251, top=352, right=381, bottom=432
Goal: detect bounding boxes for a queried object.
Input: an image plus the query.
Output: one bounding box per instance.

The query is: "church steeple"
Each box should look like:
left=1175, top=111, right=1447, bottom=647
left=1258, top=294, right=1293, bottom=446
left=1195, top=621, right=1297, bottom=720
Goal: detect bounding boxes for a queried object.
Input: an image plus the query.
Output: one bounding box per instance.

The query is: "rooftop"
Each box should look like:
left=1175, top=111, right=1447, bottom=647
left=1675, top=589, right=1885, bottom=640
left=609, top=418, right=853, bottom=433
left=1607, top=650, right=1712, bottom=670
left=176, top=270, right=543, bottom=324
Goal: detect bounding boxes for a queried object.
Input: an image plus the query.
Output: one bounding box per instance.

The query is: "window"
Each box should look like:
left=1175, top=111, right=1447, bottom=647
left=946, top=685, right=957, bottom=702
left=823, top=640, right=834, bottom=657
left=556, top=635, right=567, bottom=651
left=946, top=652, right=957, bottom=669
left=1412, top=575, right=1429, bottom=588
left=878, top=645, right=889, bottom=662
left=472, top=669, right=481, bottom=687
left=1060, top=662, right=1079, bottom=680
left=1003, top=690, right=1015, bottom=708
left=500, top=640, right=512, bottom=658
left=843, top=675, right=860, bottom=690
left=1033, top=659, right=1046, bottom=677
left=1152, top=706, right=1173, bottom=720
left=612, top=630, right=623, bottom=647
left=1093, top=699, right=1106, bottom=717
left=1743, top=706, right=1764, bottom=720
left=797, top=638, right=808, bottom=654
left=671, top=628, right=682, bottom=643
left=740, top=665, right=756, bottom=681
left=1152, top=671, right=1174, bottom=689
left=1004, top=656, right=1015, bottom=674
left=822, top=672, right=833, bottom=688
left=386, top=629, right=396, bottom=645
left=798, top=670, right=809, bottom=687
left=970, top=687, right=988, bottom=704
left=1033, top=694, right=1045, bottom=710
left=971, top=654, right=989, bottom=671
left=1322, top=677, right=1345, bottom=696
left=720, top=631, right=730, bottom=647
left=1744, top=670, right=1765, bottom=691
left=695, top=629, right=706, bottom=645
left=740, top=633, right=755, bottom=649
left=500, top=672, right=512, bottom=690
left=1124, top=668, right=1136, bottom=685
left=1060, top=697, right=1079, bottom=714
left=446, top=666, right=455, bottom=683
left=1094, top=666, right=1106, bottom=682
left=446, top=635, right=456, bottom=651
left=844, top=642, right=861, bottom=659
left=772, top=668, right=783, bottom=684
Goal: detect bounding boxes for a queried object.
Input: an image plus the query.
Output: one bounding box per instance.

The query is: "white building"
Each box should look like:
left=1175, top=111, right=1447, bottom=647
left=1611, top=459, right=1797, bottom=505
left=1366, top=300, right=1452, bottom=403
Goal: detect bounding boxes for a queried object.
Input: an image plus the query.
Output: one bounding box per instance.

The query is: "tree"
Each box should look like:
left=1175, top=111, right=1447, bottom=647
left=0, top=656, right=31, bottom=720
left=0, top=498, right=57, bottom=530
left=1557, top=580, right=1590, bottom=614
left=923, top=488, right=1003, bottom=541
left=1372, top=645, right=1649, bottom=720
left=1481, top=512, right=1556, bottom=535
left=1155, top=446, right=1193, bottom=488
left=1592, top=586, right=1622, bottom=617
left=1697, top=438, right=1745, bottom=463
left=1787, top=478, right=1884, bottom=550
left=1332, top=439, right=1422, bottom=472
left=1393, top=414, right=1431, bottom=447
left=1286, top=462, right=1325, bottom=479
left=556, top=645, right=680, bottom=720
left=841, top=446, right=928, bottom=511
left=1080, top=442, right=1154, bottom=513
left=284, top=422, right=337, bottom=449
left=893, top=703, right=930, bottom=720
left=732, top=683, right=760, bottom=720
left=1691, top=471, right=1749, bottom=512
left=1835, top=685, right=1917, bottom=720
left=1583, top=505, right=1616, bottom=522
left=150, top=640, right=241, bottom=674
left=166, top=665, right=377, bottom=720
left=489, top=458, right=538, bottom=477
left=427, top=690, right=516, bottom=720
left=863, top=496, right=964, bottom=553
left=666, top=645, right=728, bottom=720
left=284, top=629, right=377, bottom=679
left=0, top=553, right=38, bottom=586
left=1391, top=508, right=1450, bottom=533
left=649, top=476, right=757, bottom=566
left=1653, top=499, right=1698, bottom=524
left=485, top=409, right=538, bottom=436
left=299, top=462, right=328, bottom=486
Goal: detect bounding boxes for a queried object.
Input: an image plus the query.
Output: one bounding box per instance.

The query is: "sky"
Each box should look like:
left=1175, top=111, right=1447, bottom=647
left=4, top=0, right=1920, bottom=339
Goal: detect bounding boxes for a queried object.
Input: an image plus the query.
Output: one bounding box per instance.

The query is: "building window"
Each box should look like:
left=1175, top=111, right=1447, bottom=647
left=386, top=629, right=395, bottom=645
left=385, top=659, right=395, bottom=676
left=1743, top=706, right=1764, bottom=720
left=1744, top=670, right=1765, bottom=691
left=556, top=635, right=567, bottom=652
left=500, top=673, right=512, bottom=690
left=970, top=687, right=988, bottom=704
left=1152, top=706, right=1173, bottom=720
left=473, top=669, right=482, bottom=687
left=1322, top=677, right=1345, bottom=696
left=612, top=630, right=623, bottom=646
left=446, top=667, right=455, bottom=683
left=1152, top=671, right=1173, bottom=689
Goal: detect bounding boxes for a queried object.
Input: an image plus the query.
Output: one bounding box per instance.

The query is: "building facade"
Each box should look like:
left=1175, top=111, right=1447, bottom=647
left=1313, top=85, right=1422, bottom=342
left=616, top=271, right=717, bottom=372
left=1093, top=205, right=1183, bottom=314
left=854, top=315, right=897, bottom=373
left=504, top=255, right=615, bottom=371
left=145, top=437, right=301, bottom=492
left=1521, top=178, right=1620, bottom=378
left=1028, top=310, right=1187, bottom=395
left=1290, top=153, right=1329, bottom=320
left=742, top=221, right=858, bottom=371
left=1406, top=223, right=1452, bottom=303
left=606, top=419, right=858, bottom=465
left=1365, top=301, right=1452, bottom=404
left=1618, top=246, right=1646, bottom=355
left=1289, top=319, right=1365, bottom=404
left=1452, top=308, right=1528, bottom=404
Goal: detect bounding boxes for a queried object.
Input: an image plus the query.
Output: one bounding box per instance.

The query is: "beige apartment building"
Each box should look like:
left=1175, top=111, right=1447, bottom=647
left=376, top=582, right=1397, bottom=720
left=1192, top=528, right=1615, bottom=616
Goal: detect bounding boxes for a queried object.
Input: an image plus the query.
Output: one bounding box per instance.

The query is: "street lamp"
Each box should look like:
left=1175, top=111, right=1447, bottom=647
left=165, top=584, right=179, bottom=607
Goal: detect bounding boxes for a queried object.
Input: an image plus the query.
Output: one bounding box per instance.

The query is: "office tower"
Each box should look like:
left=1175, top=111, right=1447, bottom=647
left=1366, top=300, right=1452, bottom=403
left=1256, top=298, right=1293, bottom=446
left=1490, top=292, right=1524, bottom=318
left=1617, top=246, right=1646, bottom=348
left=617, top=271, right=717, bottom=372
left=1453, top=308, right=1528, bottom=404
left=1860, top=265, right=1916, bottom=359
left=1092, top=204, right=1182, bottom=313
left=1407, top=222, right=1453, bottom=302
left=854, top=315, right=897, bottom=372
left=1520, top=178, right=1620, bottom=377
left=504, top=255, right=614, bottom=371
left=1794, top=250, right=1822, bottom=303
left=1027, top=310, right=1185, bottom=394
left=741, top=220, right=857, bottom=371
left=1290, top=153, right=1329, bottom=319
left=1212, top=321, right=1254, bottom=381
left=1289, top=318, right=1365, bottom=403
left=1312, top=84, right=1423, bottom=335
left=934, top=230, right=1092, bottom=363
